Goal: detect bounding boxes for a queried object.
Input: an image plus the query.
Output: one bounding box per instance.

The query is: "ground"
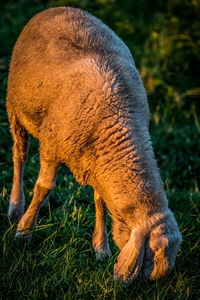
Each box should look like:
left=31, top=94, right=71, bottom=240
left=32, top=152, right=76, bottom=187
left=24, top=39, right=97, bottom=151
left=0, top=0, right=200, bottom=299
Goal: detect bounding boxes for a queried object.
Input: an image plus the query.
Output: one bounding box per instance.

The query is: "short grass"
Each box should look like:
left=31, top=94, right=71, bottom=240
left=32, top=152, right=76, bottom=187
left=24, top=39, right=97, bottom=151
left=0, top=0, right=200, bottom=299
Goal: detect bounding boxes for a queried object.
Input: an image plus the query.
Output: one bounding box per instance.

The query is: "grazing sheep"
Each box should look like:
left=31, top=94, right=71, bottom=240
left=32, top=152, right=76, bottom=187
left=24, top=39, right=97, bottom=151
left=6, top=7, right=182, bottom=286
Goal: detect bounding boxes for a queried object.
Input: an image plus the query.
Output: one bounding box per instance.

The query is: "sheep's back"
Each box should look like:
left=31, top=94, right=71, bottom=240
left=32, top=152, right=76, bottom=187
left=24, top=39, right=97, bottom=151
left=7, top=7, right=134, bottom=138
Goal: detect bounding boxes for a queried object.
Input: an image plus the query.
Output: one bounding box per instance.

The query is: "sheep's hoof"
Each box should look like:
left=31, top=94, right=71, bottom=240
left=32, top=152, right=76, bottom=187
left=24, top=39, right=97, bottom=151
left=114, top=264, right=134, bottom=287
left=113, top=271, right=129, bottom=287
left=114, top=277, right=129, bottom=288
left=113, top=264, right=122, bottom=281
left=8, top=203, right=24, bottom=223
left=95, top=247, right=112, bottom=261
left=15, top=230, right=32, bottom=241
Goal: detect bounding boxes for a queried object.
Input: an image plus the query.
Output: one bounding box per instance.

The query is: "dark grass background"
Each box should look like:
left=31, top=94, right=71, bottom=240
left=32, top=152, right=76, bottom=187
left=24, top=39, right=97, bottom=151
left=0, top=0, right=200, bottom=299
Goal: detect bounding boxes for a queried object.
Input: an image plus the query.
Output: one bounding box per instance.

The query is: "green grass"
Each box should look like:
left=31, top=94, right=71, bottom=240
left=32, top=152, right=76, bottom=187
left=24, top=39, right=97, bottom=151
left=0, top=0, right=200, bottom=299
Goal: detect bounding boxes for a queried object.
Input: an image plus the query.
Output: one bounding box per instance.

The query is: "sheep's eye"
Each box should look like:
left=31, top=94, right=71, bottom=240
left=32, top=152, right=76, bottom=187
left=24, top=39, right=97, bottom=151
left=150, top=248, right=158, bottom=255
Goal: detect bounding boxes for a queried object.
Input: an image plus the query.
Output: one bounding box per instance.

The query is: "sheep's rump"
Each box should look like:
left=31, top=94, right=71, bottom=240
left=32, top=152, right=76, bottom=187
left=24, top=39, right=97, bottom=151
left=7, top=7, right=137, bottom=136
left=13, top=7, right=134, bottom=70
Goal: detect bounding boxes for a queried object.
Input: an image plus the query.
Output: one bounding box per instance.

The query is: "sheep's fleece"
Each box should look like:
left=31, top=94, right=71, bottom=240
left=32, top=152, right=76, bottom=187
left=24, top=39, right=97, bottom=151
left=6, top=7, right=182, bottom=286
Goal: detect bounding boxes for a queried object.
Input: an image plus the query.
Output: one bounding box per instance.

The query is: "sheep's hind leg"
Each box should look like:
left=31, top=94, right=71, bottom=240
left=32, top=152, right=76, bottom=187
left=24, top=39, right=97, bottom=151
left=16, top=158, right=59, bottom=240
left=92, top=190, right=112, bottom=260
left=8, top=116, right=29, bottom=222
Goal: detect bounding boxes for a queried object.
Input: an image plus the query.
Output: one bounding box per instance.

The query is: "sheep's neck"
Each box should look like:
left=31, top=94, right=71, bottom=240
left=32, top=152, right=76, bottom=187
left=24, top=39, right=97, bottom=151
left=92, top=121, right=167, bottom=227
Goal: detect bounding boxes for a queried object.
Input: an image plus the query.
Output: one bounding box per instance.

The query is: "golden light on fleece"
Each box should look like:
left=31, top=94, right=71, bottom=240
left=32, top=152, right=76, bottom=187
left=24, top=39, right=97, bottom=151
left=6, top=7, right=182, bottom=286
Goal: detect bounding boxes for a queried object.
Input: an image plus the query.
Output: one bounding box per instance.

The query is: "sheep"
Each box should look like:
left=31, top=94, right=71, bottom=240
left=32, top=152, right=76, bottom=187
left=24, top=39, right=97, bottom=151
left=6, top=7, right=182, bottom=286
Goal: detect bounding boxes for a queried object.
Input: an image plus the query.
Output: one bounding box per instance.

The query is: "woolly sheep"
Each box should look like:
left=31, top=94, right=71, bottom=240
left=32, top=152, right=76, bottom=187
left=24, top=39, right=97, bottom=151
left=6, top=7, right=182, bottom=286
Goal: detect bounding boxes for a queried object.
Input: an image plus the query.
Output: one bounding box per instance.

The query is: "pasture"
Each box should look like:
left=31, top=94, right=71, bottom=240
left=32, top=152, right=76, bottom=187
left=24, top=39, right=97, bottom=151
left=0, top=0, right=199, bottom=299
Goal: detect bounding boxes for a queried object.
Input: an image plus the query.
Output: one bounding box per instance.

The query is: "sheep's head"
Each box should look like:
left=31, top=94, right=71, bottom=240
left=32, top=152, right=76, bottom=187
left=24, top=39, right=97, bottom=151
left=141, top=219, right=182, bottom=281
left=114, top=211, right=182, bottom=286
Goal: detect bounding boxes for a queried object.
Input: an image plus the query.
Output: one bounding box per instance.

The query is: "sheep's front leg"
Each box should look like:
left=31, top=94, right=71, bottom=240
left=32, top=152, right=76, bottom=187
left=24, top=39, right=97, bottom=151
left=92, top=190, right=112, bottom=260
left=16, top=159, right=58, bottom=240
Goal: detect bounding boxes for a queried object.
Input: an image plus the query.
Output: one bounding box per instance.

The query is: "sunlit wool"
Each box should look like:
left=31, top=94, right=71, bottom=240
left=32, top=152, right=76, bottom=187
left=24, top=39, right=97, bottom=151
left=6, top=7, right=182, bottom=286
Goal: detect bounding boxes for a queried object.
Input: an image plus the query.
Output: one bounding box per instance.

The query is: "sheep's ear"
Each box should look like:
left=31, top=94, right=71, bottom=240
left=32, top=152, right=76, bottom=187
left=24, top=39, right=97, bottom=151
left=114, top=228, right=146, bottom=287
